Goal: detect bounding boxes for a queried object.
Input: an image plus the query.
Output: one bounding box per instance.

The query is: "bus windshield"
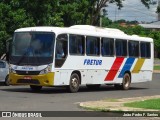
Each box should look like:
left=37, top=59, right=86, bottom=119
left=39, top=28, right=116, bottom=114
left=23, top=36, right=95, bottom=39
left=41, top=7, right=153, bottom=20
left=10, top=32, right=55, bottom=66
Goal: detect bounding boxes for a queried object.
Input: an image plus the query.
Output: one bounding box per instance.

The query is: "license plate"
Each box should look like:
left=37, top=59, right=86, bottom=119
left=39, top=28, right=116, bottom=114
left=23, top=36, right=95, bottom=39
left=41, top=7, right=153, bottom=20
left=24, top=76, right=32, bottom=80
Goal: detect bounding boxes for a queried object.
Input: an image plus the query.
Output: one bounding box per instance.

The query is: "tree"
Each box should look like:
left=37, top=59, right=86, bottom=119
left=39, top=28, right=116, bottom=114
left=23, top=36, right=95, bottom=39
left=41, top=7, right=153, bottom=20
left=49, top=0, right=123, bottom=26
left=9, top=0, right=64, bottom=26
left=102, top=17, right=112, bottom=26
left=0, top=1, right=35, bottom=55
left=59, top=0, right=90, bottom=26
left=104, top=20, right=160, bottom=57
left=88, top=0, right=123, bottom=25
left=57, top=0, right=124, bottom=26
left=150, top=32, right=160, bottom=53
left=141, top=0, right=151, bottom=8
left=86, top=0, right=151, bottom=25
left=0, top=0, right=64, bottom=56
left=0, top=0, right=155, bottom=56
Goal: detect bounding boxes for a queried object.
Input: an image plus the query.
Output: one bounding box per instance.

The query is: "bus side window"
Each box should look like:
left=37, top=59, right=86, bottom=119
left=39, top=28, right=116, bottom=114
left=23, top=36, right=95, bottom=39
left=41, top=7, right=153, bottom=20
left=69, top=34, right=85, bottom=55
left=56, top=41, right=65, bottom=58
left=77, top=36, right=85, bottom=55
left=128, top=41, right=139, bottom=57
left=115, top=39, right=127, bottom=57
left=86, top=36, right=100, bottom=56
left=140, top=42, right=151, bottom=58
left=101, top=38, right=114, bottom=56
left=55, top=34, right=68, bottom=68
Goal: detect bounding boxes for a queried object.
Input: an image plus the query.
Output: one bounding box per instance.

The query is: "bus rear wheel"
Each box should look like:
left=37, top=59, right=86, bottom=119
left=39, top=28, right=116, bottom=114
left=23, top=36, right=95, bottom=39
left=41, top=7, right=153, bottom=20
left=30, top=85, right=42, bottom=92
left=67, top=73, right=80, bottom=93
left=114, top=73, right=131, bottom=90
left=122, top=73, right=131, bottom=90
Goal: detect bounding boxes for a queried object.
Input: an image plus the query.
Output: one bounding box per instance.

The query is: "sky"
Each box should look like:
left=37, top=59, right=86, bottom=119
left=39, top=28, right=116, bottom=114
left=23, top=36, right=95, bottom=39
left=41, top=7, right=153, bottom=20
left=106, top=0, right=158, bottom=23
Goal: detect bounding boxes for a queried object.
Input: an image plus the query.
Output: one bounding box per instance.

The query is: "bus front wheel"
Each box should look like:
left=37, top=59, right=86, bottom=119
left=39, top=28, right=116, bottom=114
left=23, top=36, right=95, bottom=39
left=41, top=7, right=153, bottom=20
left=30, top=85, right=42, bottom=92
left=67, top=73, right=80, bottom=93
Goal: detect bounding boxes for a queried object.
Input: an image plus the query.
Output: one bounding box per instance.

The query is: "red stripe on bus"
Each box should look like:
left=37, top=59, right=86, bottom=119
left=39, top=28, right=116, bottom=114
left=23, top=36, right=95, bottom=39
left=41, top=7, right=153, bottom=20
left=105, top=57, right=124, bottom=81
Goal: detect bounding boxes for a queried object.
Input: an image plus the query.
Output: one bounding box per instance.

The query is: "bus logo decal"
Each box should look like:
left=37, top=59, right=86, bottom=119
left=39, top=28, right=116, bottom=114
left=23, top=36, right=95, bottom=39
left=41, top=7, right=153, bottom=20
left=118, top=58, right=135, bottom=78
left=132, top=58, right=145, bottom=73
left=84, top=59, right=102, bottom=65
left=105, top=57, right=124, bottom=81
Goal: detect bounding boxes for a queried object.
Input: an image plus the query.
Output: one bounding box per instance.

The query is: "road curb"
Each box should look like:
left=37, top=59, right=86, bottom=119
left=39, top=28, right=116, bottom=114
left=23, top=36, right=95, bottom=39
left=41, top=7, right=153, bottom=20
left=153, top=70, right=160, bottom=73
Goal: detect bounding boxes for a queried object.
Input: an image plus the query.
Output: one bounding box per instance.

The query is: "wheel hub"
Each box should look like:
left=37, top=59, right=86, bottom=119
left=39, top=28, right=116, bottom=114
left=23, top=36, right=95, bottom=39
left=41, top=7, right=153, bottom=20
left=124, top=76, right=129, bottom=87
left=71, top=78, right=78, bottom=88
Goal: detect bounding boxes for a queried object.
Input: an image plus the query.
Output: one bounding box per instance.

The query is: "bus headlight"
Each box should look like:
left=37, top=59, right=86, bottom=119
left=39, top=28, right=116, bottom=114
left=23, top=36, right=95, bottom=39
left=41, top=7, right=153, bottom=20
left=39, top=64, right=52, bottom=74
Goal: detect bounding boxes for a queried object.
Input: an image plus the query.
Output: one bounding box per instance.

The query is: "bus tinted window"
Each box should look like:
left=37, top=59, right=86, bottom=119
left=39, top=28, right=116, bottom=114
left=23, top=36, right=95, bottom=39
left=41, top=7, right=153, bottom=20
left=128, top=41, right=139, bottom=57
left=101, top=38, right=114, bottom=56
left=115, top=39, right=127, bottom=56
left=55, top=34, right=68, bottom=68
left=86, top=36, right=100, bottom=56
left=140, top=42, right=151, bottom=58
left=69, top=35, right=85, bottom=55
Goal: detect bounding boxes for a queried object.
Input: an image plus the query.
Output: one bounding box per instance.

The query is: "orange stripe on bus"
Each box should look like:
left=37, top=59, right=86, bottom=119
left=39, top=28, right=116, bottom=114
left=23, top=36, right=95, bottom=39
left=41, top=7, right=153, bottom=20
left=132, top=58, right=145, bottom=73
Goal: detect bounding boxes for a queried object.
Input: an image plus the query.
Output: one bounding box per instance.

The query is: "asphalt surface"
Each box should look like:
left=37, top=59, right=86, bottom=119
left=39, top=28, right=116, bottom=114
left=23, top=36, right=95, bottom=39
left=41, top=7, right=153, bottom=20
left=0, top=73, right=159, bottom=119
left=154, top=59, right=160, bottom=65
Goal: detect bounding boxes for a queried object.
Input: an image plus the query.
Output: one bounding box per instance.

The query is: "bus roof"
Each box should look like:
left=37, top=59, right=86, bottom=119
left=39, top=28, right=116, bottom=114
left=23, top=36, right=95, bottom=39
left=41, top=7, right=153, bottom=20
left=15, top=25, right=153, bottom=42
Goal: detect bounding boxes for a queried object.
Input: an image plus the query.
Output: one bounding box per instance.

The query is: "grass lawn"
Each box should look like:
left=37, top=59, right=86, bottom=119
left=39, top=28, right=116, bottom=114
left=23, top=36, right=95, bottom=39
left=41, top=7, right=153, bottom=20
left=124, top=98, right=160, bottom=110
left=154, top=66, right=160, bottom=70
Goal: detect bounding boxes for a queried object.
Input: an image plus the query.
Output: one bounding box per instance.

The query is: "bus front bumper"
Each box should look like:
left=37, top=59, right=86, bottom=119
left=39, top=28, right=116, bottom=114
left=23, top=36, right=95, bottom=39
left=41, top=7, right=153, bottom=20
left=9, top=72, right=54, bottom=86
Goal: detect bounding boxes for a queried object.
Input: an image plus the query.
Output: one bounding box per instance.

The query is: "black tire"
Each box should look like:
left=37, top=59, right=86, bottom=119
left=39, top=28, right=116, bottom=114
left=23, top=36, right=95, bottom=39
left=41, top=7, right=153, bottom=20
left=5, top=75, right=10, bottom=86
left=86, top=84, right=101, bottom=90
left=30, top=85, right=42, bottom=92
left=122, top=73, right=131, bottom=90
left=114, top=73, right=131, bottom=90
left=67, top=73, right=80, bottom=93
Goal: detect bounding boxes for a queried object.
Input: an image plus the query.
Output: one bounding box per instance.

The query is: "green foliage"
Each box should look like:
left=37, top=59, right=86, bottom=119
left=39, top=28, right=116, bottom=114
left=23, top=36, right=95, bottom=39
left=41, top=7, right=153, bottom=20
left=151, top=32, right=160, bottom=52
left=0, top=0, right=63, bottom=56
left=102, top=18, right=160, bottom=53
left=0, top=1, right=35, bottom=55
left=0, top=31, right=9, bottom=55
left=102, top=17, right=112, bottom=26
left=59, top=0, right=90, bottom=26
left=0, top=0, right=155, bottom=56
left=140, top=0, right=151, bottom=9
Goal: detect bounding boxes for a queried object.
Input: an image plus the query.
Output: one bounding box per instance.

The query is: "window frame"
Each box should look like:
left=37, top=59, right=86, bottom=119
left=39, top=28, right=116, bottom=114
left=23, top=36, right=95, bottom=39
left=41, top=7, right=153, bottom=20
left=101, top=37, right=114, bottom=57
left=86, top=36, right=100, bottom=56
left=128, top=40, right=140, bottom=58
left=115, top=39, right=128, bottom=57
left=69, top=34, right=85, bottom=56
left=140, top=41, right=151, bottom=59
left=55, top=33, right=68, bottom=68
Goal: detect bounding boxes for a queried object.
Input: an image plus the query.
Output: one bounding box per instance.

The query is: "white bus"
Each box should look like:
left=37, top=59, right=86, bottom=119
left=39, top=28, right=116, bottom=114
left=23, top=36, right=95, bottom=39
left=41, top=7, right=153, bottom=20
left=9, top=25, right=153, bottom=92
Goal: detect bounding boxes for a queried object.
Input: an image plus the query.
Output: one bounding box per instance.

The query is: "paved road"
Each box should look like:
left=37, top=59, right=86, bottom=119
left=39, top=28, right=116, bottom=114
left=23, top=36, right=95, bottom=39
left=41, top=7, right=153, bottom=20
left=0, top=73, right=160, bottom=120
left=0, top=73, right=160, bottom=112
